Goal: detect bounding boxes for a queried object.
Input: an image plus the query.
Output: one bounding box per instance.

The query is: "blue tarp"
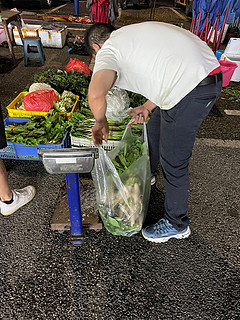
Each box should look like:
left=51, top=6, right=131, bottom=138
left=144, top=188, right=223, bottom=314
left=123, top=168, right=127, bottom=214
left=232, top=0, right=240, bottom=18
left=192, top=0, right=235, bottom=31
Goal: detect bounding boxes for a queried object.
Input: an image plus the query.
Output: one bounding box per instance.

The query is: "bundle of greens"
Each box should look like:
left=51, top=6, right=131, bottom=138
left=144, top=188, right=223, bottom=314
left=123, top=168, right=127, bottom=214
left=69, top=108, right=144, bottom=142
left=5, top=110, right=70, bottom=146
left=67, top=108, right=94, bottom=138
left=107, top=117, right=144, bottom=140
left=54, top=90, right=76, bottom=113
left=112, top=139, right=146, bottom=174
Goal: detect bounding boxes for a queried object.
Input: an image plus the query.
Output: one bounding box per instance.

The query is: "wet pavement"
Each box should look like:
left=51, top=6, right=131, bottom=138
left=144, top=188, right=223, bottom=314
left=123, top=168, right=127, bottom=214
left=0, top=4, right=240, bottom=319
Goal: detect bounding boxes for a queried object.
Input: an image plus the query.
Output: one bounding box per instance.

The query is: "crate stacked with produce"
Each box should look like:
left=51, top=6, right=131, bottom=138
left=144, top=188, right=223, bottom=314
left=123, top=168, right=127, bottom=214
left=1, top=112, right=71, bottom=160
left=1, top=69, right=89, bottom=160
left=7, top=90, right=79, bottom=120
left=24, top=69, right=147, bottom=149
left=1, top=68, right=148, bottom=160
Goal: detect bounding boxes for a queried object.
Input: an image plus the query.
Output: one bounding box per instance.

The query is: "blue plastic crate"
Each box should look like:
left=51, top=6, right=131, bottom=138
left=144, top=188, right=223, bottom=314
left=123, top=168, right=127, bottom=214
left=0, top=118, right=70, bottom=161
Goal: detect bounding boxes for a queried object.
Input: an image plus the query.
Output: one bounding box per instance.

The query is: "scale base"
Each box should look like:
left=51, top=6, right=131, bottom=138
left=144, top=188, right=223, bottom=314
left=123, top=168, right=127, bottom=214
left=51, top=180, right=102, bottom=232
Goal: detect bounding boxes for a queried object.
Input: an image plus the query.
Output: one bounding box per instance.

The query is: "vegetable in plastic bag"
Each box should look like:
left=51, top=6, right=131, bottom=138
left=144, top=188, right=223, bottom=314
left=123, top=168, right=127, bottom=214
left=29, top=82, right=59, bottom=97
left=91, top=123, right=151, bottom=236
left=65, top=58, right=92, bottom=76
left=23, top=90, right=58, bottom=112
left=105, top=87, right=130, bottom=122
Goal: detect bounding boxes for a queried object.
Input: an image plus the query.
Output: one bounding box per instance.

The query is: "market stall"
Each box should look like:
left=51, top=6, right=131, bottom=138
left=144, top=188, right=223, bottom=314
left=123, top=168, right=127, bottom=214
left=0, top=65, right=149, bottom=244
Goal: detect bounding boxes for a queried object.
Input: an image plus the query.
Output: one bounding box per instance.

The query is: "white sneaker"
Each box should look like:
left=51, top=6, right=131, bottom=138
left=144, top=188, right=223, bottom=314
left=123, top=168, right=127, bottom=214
left=0, top=186, right=36, bottom=216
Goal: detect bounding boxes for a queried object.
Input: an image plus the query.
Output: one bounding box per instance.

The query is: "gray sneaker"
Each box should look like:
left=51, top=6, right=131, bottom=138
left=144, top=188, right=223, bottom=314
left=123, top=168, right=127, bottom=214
left=142, top=218, right=191, bottom=243
left=0, top=186, right=36, bottom=216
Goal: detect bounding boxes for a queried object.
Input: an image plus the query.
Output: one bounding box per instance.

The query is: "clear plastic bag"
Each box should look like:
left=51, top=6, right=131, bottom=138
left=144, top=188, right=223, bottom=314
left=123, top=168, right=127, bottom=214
left=105, top=87, right=130, bottom=122
left=28, top=83, right=59, bottom=97
left=91, top=123, right=151, bottom=236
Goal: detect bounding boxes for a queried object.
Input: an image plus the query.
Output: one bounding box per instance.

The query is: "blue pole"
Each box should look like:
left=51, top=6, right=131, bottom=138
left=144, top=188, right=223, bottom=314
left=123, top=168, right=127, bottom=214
left=74, top=0, right=79, bottom=16
left=65, top=173, right=83, bottom=244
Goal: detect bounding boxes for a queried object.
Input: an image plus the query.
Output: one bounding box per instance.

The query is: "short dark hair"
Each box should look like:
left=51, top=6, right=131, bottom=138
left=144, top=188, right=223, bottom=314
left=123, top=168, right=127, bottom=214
left=84, top=23, right=116, bottom=56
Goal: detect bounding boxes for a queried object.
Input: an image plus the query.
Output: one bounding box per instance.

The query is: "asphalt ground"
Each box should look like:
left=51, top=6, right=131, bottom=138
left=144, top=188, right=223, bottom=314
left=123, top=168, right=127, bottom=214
left=0, top=7, right=240, bottom=320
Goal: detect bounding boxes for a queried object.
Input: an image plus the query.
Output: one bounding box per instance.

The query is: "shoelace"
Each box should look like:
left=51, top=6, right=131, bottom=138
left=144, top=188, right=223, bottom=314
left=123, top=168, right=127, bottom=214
left=153, top=219, right=174, bottom=233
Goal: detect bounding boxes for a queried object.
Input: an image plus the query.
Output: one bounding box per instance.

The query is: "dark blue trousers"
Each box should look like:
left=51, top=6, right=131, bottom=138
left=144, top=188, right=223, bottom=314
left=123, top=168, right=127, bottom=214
left=147, top=77, right=222, bottom=231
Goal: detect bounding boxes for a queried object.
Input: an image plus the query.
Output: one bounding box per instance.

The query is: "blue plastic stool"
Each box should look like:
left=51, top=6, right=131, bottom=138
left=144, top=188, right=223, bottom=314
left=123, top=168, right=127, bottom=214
left=23, top=36, right=45, bottom=66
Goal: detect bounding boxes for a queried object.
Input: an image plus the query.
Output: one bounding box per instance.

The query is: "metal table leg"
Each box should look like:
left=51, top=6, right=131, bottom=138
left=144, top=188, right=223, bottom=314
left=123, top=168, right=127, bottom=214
left=65, top=173, right=83, bottom=245
left=74, top=0, right=79, bottom=16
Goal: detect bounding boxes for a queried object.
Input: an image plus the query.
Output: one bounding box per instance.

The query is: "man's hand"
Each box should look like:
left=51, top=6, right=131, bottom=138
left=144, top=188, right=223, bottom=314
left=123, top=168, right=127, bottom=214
left=127, top=100, right=157, bottom=127
left=88, top=69, right=117, bottom=145
left=92, top=117, right=109, bottom=145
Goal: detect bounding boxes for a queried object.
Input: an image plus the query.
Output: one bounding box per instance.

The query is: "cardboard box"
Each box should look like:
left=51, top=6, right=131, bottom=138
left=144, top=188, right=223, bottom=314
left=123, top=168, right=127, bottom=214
left=38, top=26, right=67, bottom=48
left=13, top=24, right=40, bottom=46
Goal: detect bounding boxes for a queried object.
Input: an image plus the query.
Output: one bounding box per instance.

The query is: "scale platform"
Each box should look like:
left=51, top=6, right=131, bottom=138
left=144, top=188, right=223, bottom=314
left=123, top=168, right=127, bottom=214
left=38, top=147, right=99, bottom=174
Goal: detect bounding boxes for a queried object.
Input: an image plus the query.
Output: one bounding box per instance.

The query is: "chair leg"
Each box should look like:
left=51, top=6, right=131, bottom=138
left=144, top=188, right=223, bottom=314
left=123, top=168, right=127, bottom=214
left=37, top=42, right=45, bottom=66
left=24, top=43, right=28, bottom=66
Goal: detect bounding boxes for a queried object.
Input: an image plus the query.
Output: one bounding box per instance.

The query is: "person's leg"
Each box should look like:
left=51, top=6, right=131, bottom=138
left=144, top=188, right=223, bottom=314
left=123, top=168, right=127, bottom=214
left=142, top=79, right=222, bottom=242
left=147, top=107, right=161, bottom=176
left=160, top=81, right=222, bottom=231
left=0, top=104, right=36, bottom=216
left=0, top=159, right=13, bottom=201
left=0, top=158, right=36, bottom=216
left=0, top=105, right=12, bottom=201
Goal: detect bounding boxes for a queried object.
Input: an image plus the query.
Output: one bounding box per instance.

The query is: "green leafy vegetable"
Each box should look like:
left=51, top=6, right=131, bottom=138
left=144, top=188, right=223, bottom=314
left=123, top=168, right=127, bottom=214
left=5, top=110, right=70, bottom=146
left=99, top=210, right=141, bottom=236
left=112, top=139, right=146, bottom=175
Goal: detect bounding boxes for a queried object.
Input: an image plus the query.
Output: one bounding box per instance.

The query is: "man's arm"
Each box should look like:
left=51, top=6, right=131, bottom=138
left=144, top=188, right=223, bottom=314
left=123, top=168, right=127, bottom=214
left=128, top=100, right=157, bottom=125
left=88, top=69, right=117, bottom=145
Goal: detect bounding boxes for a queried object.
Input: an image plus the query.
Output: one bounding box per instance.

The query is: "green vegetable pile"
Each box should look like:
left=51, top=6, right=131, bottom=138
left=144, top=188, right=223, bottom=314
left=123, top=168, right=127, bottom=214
left=69, top=107, right=145, bottom=141
left=16, top=68, right=149, bottom=147
left=5, top=110, right=70, bottom=146
left=25, top=69, right=91, bottom=101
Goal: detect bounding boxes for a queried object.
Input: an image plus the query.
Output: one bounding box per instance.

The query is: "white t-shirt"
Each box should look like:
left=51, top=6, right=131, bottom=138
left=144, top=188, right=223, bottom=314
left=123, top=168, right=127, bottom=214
left=93, top=22, right=220, bottom=110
